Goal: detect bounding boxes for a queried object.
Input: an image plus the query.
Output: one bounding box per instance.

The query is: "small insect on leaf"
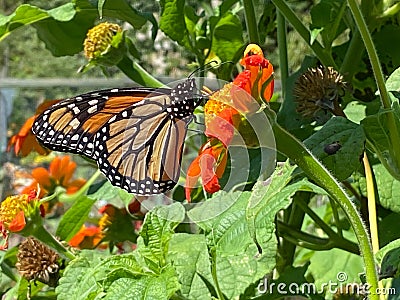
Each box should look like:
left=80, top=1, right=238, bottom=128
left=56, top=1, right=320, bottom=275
left=324, top=141, right=341, bottom=155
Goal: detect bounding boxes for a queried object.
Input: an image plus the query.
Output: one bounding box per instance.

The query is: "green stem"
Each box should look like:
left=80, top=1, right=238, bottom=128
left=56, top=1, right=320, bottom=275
left=117, top=56, right=164, bottom=88
left=339, top=30, right=364, bottom=80
left=278, top=192, right=308, bottom=272
left=32, top=225, right=75, bottom=260
left=276, top=10, right=288, bottom=100
left=329, top=197, right=343, bottom=237
left=268, top=109, right=378, bottom=299
left=294, top=197, right=340, bottom=239
left=59, top=169, right=101, bottom=203
left=277, top=221, right=359, bottom=254
left=347, top=0, right=400, bottom=191
left=210, top=247, right=225, bottom=300
left=242, top=0, right=260, bottom=44
left=271, top=0, right=337, bottom=68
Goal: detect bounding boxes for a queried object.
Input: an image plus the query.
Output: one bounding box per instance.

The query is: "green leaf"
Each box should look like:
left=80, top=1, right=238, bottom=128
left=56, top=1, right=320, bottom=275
left=370, top=164, right=400, bottom=213
left=56, top=250, right=108, bottom=300
left=103, top=266, right=179, bottom=300
left=188, top=190, right=277, bottom=298
left=378, top=212, right=400, bottom=246
left=159, top=0, right=192, bottom=50
left=386, top=66, right=400, bottom=92
left=87, top=180, right=134, bottom=207
left=0, top=4, right=75, bottom=41
left=56, top=196, right=96, bottom=241
left=167, top=234, right=212, bottom=300
left=310, top=0, right=347, bottom=48
left=139, top=203, right=185, bottom=269
left=247, top=163, right=327, bottom=254
left=374, top=25, right=400, bottom=68
left=304, top=117, right=365, bottom=180
left=376, top=238, right=400, bottom=265
left=309, top=247, right=363, bottom=288
left=361, top=101, right=400, bottom=180
left=210, top=12, right=243, bottom=79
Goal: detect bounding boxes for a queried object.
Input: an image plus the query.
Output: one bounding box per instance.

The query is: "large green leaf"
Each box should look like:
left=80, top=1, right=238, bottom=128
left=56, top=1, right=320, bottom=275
left=56, top=196, right=96, bottom=241
left=304, top=117, right=365, bottom=180
left=167, top=234, right=212, bottom=300
left=188, top=191, right=276, bottom=298
left=139, top=203, right=185, bottom=271
left=211, top=12, right=243, bottom=62
left=0, top=4, right=75, bottom=40
left=361, top=101, right=400, bottom=180
left=159, top=0, right=192, bottom=50
left=102, top=265, right=180, bottom=300
left=246, top=164, right=327, bottom=250
left=56, top=250, right=108, bottom=300
left=308, top=246, right=363, bottom=294
left=370, top=164, right=400, bottom=213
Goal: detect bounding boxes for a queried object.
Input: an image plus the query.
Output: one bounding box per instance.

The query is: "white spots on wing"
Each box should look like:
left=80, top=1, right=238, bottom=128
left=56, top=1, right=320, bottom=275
left=122, top=111, right=128, bottom=118
left=71, top=134, right=79, bottom=141
left=87, top=105, right=97, bottom=114
left=111, top=88, right=119, bottom=92
left=70, top=118, right=80, bottom=129
left=73, top=107, right=80, bottom=114
left=88, top=100, right=98, bottom=106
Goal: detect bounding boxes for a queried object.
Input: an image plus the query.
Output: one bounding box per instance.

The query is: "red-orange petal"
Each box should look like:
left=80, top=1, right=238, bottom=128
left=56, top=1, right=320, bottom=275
left=203, top=174, right=220, bottom=194
left=8, top=211, right=26, bottom=232
left=31, top=167, right=52, bottom=189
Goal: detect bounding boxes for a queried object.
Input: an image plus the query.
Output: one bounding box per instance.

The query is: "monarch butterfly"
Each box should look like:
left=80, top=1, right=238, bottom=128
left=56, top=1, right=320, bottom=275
left=32, top=79, right=207, bottom=195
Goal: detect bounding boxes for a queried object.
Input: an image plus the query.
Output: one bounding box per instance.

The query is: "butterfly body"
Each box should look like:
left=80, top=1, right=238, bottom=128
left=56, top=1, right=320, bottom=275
left=32, top=79, right=206, bottom=195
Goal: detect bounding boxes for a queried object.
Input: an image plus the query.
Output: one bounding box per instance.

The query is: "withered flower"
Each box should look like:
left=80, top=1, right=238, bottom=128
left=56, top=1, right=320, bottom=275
left=16, top=237, right=60, bottom=287
left=294, top=66, right=345, bottom=119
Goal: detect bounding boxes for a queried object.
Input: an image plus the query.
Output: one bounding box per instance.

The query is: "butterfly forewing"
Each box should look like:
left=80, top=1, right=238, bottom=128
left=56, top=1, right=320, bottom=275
left=32, top=79, right=205, bottom=195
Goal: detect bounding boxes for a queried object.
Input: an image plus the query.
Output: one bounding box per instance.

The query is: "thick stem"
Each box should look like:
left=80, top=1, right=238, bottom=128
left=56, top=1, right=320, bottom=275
left=276, top=10, right=288, bottom=100
left=32, top=225, right=75, bottom=260
left=242, top=0, right=260, bottom=44
left=117, top=56, right=164, bottom=88
left=347, top=0, right=400, bottom=175
left=270, top=116, right=378, bottom=299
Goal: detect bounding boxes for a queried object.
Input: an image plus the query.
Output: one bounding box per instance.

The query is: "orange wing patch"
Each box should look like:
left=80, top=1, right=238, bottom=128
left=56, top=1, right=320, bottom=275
left=82, top=95, right=150, bottom=134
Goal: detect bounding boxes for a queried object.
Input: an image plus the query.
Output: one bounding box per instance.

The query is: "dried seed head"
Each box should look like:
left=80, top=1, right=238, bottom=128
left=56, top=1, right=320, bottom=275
left=294, top=66, right=345, bottom=119
left=16, top=237, right=60, bottom=287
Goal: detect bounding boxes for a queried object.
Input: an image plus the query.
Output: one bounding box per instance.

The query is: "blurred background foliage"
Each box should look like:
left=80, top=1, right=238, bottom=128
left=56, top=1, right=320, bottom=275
left=0, top=0, right=313, bottom=133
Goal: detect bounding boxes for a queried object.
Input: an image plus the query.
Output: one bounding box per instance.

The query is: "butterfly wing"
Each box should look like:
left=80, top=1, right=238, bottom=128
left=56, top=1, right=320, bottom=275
left=32, top=86, right=193, bottom=195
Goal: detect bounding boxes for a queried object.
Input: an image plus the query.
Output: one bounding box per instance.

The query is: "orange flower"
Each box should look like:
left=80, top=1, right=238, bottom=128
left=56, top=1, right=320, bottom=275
left=185, top=44, right=274, bottom=200
left=69, top=225, right=103, bottom=249
left=22, top=156, right=86, bottom=197
left=0, top=191, right=44, bottom=249
left=7, top=100, right=59, bottom=157
left=185, top=139, right=228, bottom=200
left=233, top=44, right=274, bottom=103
